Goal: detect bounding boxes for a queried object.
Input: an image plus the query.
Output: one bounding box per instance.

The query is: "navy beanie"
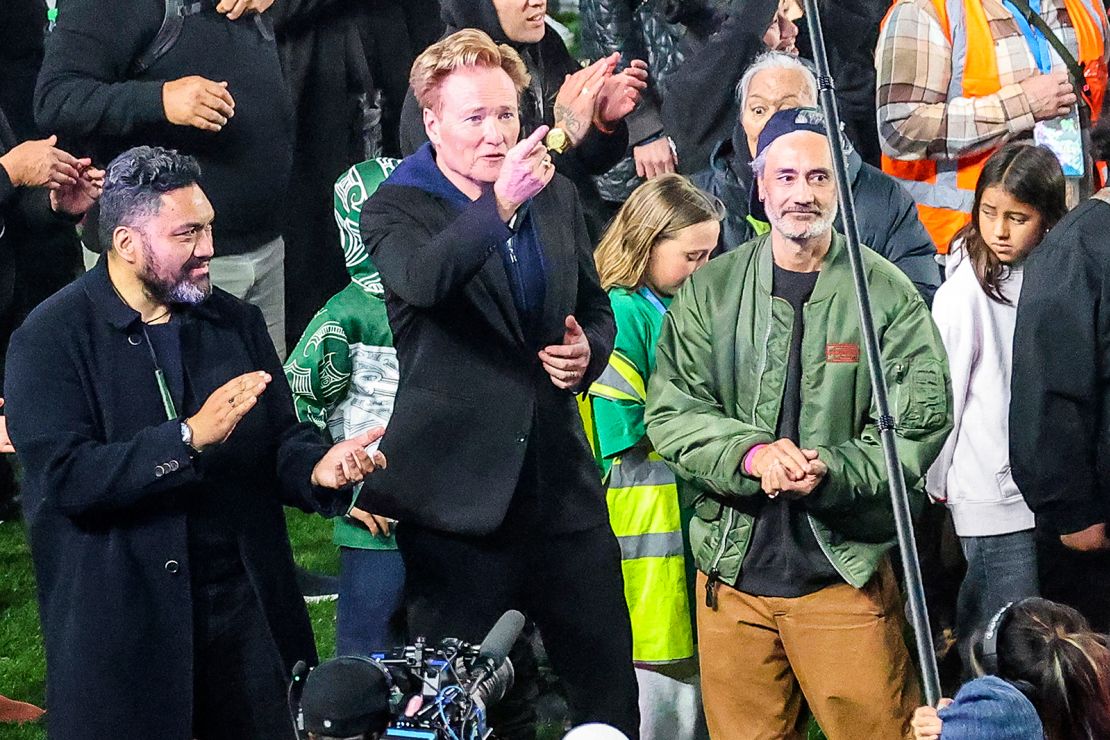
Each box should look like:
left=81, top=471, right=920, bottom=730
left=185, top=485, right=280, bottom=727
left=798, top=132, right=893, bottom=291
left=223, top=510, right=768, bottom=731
left=749, top=107, right=829, bottom=221
left=937, top=676, right=1044, bottom=739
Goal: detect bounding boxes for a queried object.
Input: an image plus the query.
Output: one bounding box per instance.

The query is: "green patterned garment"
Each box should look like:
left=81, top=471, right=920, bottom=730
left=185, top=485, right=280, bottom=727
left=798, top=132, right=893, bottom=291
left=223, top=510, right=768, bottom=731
left=285, top=159, right=400, bottom=550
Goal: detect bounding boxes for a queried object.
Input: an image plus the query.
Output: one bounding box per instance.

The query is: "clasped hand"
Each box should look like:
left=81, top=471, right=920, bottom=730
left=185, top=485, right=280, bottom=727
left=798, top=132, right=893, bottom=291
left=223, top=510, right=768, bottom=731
left=748, top=438, right=828, bottom=498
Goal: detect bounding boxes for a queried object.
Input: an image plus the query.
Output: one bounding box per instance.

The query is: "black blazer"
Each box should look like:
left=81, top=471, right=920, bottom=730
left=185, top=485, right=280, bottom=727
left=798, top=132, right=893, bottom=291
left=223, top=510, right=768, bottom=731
left=356, top=174, right=615, bottom=536
left=4, top=260, right=338, bottom=740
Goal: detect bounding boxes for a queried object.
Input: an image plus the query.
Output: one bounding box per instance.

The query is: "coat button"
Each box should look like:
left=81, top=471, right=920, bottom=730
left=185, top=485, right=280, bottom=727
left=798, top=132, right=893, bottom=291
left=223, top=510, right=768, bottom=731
left=128, top=334, right=142, bottom=346
left=164, top=560, right=180, bottom=574
left=154, top=465, right=165, bottom=478
left=167, top=460, right=180, bottom=472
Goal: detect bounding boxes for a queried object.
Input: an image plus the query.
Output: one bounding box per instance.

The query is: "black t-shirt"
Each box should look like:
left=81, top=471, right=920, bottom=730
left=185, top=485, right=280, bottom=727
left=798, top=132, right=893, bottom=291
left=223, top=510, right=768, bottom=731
left=145, top=318, right=242, bottom=584
left=737, top=264, right=843, bottom=598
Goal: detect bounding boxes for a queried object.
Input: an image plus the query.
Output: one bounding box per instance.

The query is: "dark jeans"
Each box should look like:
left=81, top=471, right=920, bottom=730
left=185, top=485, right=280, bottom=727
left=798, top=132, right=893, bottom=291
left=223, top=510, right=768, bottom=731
left=1038, top=530, right=1110, bottom=633
left=397, top=521, right=640, bottom=740
left=956, top=530, right=1039, bottom=675
left=337, top=546, right=406, bottom=656
left=191, top=571, right=294, bottom=740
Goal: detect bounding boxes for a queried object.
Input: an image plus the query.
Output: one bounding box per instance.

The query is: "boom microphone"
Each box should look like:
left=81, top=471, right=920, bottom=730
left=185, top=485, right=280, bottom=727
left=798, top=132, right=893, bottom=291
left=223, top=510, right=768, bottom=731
left=469, top=610, right=525, bottom=689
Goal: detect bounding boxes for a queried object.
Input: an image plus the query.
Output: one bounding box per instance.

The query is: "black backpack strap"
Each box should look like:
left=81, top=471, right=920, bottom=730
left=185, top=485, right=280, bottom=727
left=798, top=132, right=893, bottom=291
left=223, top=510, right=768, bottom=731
left=130, top=0, right=214, bottom=77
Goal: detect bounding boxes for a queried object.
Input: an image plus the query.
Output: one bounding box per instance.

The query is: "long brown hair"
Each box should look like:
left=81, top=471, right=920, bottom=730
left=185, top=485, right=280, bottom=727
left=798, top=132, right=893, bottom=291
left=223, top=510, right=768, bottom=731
left=952, top=143, right=1066, bottom=304
left=594, top=174, right=724, bottom=292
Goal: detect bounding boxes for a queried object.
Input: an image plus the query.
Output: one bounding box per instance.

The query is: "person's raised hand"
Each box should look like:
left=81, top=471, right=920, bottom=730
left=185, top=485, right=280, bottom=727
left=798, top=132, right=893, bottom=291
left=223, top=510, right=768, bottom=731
left=0, top=135, right=83, bottom=190
left=50, top=164, right=104, bottom=217
left=186, top=371, right=271, bottom=451
left=0, top=399, right=13, bottom=454
left=311, top=427, right=387, bottom=489
left=633, top=136, right=677, bottom=179
left=538, top=315, right=591, bottom=390
left=1020, top=70, right=1078, bottom=122
left=911, top=699, right=952, bottom=740
left=596, top=59, right=649, bottom=129
left=554, top=55, right=616, bottom=146
left=216, top=0, right=274, bottom=20
left=494, top=125, right=555, bottom=221
left=162, top=76, right=236, bottom=132
left=1060, top=522, right=1110, bottom=552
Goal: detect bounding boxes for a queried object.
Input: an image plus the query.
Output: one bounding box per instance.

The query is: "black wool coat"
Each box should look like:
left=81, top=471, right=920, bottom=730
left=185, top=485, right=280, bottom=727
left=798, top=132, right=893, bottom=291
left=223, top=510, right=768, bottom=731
left=355, top=172, right=615, bottom=536
left=3, top=260, right=343, bottom=740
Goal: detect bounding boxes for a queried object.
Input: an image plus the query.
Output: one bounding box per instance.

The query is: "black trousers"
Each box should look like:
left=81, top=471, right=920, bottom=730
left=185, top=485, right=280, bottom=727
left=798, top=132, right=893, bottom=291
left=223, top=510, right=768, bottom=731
left=191, top=570, right=295, bottom=740
left=1038, top=531, right=1110, bottom=633
left=397, top=519, right=640, bottom=740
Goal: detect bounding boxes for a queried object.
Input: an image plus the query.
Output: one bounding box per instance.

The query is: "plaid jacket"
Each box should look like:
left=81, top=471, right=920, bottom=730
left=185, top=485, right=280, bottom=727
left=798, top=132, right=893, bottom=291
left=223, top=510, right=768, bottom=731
left=876, top=0, right=1106, bottom=161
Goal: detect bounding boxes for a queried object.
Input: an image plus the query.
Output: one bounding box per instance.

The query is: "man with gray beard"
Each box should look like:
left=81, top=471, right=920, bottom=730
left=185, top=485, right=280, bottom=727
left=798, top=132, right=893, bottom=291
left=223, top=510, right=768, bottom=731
left=3, top=146, right=386, bottom=740
left=645, top=108, right=951, bottom=738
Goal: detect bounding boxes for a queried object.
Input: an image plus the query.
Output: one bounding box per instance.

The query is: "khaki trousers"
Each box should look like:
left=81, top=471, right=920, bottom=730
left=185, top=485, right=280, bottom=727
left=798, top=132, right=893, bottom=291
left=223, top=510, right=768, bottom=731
left=696, top=559, right=920, bottom=740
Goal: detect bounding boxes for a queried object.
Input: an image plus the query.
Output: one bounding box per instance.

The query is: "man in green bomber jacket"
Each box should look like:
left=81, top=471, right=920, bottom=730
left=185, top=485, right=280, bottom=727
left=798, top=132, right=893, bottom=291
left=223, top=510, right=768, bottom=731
left=645, top=108, right=952, bottom=740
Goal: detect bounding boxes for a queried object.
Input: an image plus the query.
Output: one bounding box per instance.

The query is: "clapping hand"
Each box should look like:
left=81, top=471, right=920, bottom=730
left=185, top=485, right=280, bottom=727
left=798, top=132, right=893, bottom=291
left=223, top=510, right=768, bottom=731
left=554, top=56, right=616, bottom=146
left=538, top=315, right=591, bottom=391
left=311, top=428, right=387, bottom=489
left=50, top=164, right=104, bottom=217
left=186, top=371, right=272, bottom=451
left=0, top=135, right=85, bottom=190
left=595, top=59, right=649, bottom=130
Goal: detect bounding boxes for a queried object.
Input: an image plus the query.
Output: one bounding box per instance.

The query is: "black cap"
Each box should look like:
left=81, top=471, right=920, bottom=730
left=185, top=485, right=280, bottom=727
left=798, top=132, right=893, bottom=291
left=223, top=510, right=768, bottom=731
left=750, top=107, right=829, bottom=221
left=301, top=657, right=392, bottom=738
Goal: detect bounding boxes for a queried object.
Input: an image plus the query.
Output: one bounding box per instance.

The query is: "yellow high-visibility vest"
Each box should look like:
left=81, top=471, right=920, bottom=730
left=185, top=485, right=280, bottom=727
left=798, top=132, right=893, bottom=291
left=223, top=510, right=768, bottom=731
left=589, top=350, right=694, bottom=664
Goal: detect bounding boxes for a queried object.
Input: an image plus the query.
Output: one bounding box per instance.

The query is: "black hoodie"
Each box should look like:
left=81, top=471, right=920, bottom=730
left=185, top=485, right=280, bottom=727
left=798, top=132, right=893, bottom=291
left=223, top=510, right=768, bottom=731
left=399, top=0, right=629, bottom=238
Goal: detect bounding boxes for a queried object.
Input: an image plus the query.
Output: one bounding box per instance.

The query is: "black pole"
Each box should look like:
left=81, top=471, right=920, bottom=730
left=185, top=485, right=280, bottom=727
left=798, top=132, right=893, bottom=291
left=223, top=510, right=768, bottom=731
left=801, top=0, right=942, bottom=707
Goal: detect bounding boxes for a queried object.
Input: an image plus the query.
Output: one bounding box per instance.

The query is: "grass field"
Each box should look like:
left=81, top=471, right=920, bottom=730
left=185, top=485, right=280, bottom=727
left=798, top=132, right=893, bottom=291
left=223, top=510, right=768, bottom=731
left=0, top=510, right=572, bottom=740
left=0, top=510, right=340, bottom=740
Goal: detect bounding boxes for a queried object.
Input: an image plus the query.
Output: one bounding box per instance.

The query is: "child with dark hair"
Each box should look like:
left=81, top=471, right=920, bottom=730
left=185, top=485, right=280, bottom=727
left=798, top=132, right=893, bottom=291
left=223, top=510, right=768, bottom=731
left=913, top=597, right=1110, bottom=740
left=925, top=143, right=1068, bottom=673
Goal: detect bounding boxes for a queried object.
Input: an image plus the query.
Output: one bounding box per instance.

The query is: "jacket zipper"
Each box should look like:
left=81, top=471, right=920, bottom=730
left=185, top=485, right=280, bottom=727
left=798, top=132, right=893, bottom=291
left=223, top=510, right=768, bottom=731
left=705, top=508, right=734, bottom=610
left=808, top=516, right=854, bottom=586
left=706, top=291, right=775, bottom=610
left=798, top=300, right=855, bottom=586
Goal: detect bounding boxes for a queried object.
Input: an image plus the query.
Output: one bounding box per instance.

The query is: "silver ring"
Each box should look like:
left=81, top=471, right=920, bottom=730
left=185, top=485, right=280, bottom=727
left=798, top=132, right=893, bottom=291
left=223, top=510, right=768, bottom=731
left=582, top=86, right=590, bottom=96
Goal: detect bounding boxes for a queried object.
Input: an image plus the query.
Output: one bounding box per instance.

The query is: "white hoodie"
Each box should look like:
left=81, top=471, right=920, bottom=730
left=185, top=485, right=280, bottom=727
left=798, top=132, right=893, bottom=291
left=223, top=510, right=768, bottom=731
left=925, top=251, right=1035, bottom=537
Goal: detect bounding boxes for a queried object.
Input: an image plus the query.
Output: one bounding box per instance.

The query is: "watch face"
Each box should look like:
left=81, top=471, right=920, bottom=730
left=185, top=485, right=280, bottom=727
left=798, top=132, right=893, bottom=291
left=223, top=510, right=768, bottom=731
left=545, top=128, right=568, bottom=153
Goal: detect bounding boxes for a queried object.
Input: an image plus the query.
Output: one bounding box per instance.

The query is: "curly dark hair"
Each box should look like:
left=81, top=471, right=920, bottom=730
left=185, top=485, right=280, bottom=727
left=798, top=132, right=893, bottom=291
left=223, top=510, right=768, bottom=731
left=98, top=146, right=202, bottom=249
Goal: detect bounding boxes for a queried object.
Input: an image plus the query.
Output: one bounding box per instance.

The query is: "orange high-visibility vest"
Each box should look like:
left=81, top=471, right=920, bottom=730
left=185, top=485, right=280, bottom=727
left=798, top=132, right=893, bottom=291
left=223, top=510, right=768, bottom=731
left=881, top=0, right=1108, bottom=253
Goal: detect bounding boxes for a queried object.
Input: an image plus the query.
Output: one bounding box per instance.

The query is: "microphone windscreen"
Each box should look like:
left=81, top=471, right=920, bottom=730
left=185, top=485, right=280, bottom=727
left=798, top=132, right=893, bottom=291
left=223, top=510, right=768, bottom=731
left=477, top=610, right=525, bottom=664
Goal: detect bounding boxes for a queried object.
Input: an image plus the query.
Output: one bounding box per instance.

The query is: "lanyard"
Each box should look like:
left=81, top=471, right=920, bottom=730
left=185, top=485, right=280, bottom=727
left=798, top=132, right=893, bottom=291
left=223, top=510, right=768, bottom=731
left=637, top=286, right=667, bottom=316
left=141, top=326, right=180, bottom=422
left=45, top=0, right=58, bottom=31
left=1005, top=0, right=1054, bottom=74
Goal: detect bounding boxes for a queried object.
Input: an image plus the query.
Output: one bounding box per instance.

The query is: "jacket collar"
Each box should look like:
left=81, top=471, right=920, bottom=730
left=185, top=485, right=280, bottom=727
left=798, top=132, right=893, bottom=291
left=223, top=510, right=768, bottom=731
left=755, top=230, right=849, bottom=305
left=84, top=254, right=221, bottom=331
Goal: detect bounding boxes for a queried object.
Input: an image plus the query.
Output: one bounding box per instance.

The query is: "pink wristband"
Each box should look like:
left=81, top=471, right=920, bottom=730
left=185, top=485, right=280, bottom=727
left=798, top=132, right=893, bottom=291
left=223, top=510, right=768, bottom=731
left=743, top=444, right=768, bottom=476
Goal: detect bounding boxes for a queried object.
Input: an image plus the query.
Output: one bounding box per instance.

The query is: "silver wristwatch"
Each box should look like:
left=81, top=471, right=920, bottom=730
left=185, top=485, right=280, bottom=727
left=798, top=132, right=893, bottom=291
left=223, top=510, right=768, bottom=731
left=180, top=421, right=199, bottom=456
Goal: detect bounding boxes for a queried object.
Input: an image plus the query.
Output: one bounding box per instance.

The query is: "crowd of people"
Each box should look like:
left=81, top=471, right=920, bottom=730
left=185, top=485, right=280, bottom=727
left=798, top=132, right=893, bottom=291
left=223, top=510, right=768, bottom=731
left=5, top=0, right=1110, bottom=739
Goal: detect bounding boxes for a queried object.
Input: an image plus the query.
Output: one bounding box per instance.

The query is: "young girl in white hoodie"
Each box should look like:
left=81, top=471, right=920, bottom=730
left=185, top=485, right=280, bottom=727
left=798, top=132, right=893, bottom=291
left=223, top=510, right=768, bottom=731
left=926, top=143, right=1067, bottom=673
